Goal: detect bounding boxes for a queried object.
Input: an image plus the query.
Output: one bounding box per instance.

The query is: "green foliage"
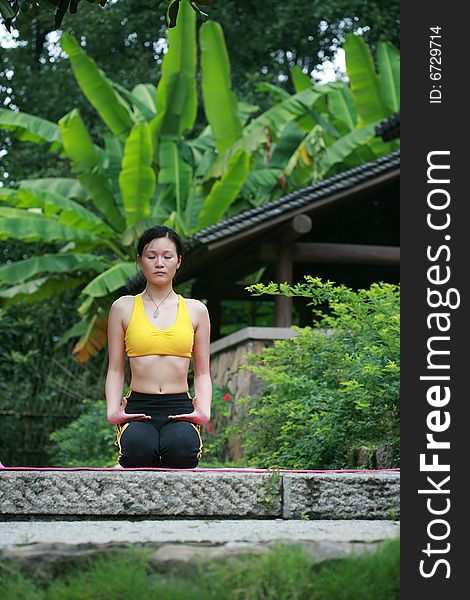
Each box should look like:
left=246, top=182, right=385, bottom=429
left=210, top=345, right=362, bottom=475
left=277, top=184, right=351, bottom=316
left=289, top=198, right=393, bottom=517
left=235, top=277, right=400, bottom=469
left=200, top=384, right=233, bottom=465
left=0, top=540, right=400, bottom=599
left=48, top=398, right=116, bottom=467
left=0, top=240, right=107, bottom=467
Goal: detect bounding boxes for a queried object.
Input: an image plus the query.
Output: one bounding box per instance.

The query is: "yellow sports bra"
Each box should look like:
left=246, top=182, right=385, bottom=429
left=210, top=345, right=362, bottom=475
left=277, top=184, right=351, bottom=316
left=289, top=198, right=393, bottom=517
left=125, top=294, right=194, bottom=358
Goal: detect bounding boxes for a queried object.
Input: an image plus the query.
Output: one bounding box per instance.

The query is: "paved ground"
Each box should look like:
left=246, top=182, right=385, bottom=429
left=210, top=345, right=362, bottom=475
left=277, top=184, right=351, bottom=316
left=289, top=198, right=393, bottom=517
left=0, top=519, right=399, bottom=548
left=0, top=519, right=400, bottom=579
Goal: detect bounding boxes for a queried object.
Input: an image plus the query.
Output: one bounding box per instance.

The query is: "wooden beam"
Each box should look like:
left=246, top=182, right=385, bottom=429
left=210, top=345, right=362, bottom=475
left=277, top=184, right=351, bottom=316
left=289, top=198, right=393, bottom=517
left=279, top=214, right=312, bottom=242
left=260, top=243, right=400, bottom=265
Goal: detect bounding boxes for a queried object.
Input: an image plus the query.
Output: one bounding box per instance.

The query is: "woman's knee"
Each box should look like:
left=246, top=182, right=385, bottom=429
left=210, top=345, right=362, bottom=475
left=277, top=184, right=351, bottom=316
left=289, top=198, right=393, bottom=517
left=116, top=421, right=159, bottom=468
left=160, top=421, right=202, bottom=469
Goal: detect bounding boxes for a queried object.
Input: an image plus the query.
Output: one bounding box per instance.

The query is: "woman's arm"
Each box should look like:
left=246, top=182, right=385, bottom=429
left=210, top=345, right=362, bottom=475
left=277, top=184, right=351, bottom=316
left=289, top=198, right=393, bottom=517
left=105, top=298, right=150, bottom=424
left=169, top=300, right=212, bottom=424
left=192, top=301, right=212, bottom=422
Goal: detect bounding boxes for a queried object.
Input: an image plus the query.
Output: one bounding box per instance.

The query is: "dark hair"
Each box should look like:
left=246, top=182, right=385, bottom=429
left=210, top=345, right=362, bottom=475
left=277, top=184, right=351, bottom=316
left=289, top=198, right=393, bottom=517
left=136, top=226, right=183, bottom=258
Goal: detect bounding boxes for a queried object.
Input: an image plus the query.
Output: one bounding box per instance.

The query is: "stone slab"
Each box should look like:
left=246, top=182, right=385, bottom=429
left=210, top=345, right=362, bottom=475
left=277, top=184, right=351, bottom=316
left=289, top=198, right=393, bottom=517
left=283, top=472, right=400, bottom=519
left=0, top=471, right=282, bottom=518
left=0, top=470, right=399, bottom=520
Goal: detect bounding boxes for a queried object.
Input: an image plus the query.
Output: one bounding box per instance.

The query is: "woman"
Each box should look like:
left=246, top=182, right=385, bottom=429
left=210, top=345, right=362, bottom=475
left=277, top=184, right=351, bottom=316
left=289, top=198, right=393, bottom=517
left=106, top=226, right=211, bottom=468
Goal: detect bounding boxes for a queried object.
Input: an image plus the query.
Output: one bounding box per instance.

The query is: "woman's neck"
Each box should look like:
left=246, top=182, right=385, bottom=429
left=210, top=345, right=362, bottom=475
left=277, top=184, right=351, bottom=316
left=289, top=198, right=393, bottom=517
left=144, top=283, right=175, bottom=301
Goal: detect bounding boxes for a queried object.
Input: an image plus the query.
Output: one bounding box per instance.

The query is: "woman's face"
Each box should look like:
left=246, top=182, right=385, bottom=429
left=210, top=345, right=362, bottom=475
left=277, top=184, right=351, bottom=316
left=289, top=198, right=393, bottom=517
left=137, top=236, right=181, bottom=287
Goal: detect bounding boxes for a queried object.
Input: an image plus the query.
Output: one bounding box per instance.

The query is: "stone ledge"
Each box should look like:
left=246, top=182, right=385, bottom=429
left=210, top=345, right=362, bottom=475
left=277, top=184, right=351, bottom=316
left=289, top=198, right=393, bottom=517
left=0, top=470, right=399, bottom=520
left=283, top=473, right=400, bottom=519
left=210, top=327, right=297, bottom=355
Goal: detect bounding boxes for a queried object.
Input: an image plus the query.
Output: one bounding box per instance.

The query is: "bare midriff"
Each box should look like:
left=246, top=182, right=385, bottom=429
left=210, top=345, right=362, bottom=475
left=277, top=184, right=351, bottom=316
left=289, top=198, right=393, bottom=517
left=129, top=354, right=191, bottom=394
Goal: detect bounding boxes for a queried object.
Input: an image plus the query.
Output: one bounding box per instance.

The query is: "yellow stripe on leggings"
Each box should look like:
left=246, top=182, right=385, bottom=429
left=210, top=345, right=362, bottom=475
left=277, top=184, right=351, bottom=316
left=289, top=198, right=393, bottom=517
left=115, top=422, right=130, bottom=460
left=190, top=423, right=203, bottom=460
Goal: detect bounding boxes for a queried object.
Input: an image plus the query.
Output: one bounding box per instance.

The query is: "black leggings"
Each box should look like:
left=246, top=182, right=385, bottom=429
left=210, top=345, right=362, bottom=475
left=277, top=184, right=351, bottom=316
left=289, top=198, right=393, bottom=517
left=115, top=391, right=203, bottom=469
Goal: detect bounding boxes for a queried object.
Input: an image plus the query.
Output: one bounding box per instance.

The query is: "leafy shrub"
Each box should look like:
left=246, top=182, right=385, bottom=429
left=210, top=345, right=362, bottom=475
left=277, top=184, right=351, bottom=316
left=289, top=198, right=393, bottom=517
left=48, top=399, right=116, bottom=467
left=199, top=385, right=235, bottom=466
left=234, top=277, right=400, bottom=469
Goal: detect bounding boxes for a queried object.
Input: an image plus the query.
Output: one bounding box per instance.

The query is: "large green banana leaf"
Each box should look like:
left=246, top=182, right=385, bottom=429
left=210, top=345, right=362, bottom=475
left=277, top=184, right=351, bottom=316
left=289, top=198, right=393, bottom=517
left=118, top=123, right=156, bottom=226
left=61, top=33, right=134, bottom=138
left=81, top=262, right=137, bottom=298
left=156, top=0, right=197, bottom=138
left=377, top=42, right=400, bottom=112
left=322, top=123, right=376, bottom=174
left=185, top=183, right=206, bottom=232
left=157, top=140, right=192, bottom=235
left=113, top=83, right=157, bottom=122
left=344, top=34, right=390, bottom=125
left=0, top=107, right=61, bottom=146
left=0, top=188, right=114, bottom=237
left=158, top=140, right=192, bottom=211
left=242, top=168, right=282, bottom=201
left=328, top=84, right=357, bottom=131
left=57, top=114, right=123, bottom=227
left=0, top=253, right=108, bottom=285
left=78, top=172, right=126, bottom=233
left=200, top=20, right=243, bottom=154
left=0, top=276, right=84, bottom=305
left=251, top=87, right=322, bottom=134
left=198, top=149, right=250, bottom=229
left=58, top=109, right=101, bottom=173
left=238, top=101, right=261, bottom=125
left=0, top=207, right=99, bottom=243
left=19, top=178, right=87, bottom=199
left=269, top=121, right=306, bottom=169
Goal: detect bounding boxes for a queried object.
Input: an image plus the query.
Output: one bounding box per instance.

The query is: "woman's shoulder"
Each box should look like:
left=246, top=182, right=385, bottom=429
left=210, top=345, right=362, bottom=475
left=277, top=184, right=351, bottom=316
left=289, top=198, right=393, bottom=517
left=181, top=296, right=208, bottom=312
left=181, top=297, right=209, bottom=324
left=110, top=294, right=138, bottom=314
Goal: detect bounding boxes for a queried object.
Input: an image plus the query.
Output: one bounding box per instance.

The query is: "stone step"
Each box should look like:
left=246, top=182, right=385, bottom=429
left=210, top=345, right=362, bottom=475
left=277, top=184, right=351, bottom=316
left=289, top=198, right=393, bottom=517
left=0, top=519, right=400, bottom=581
left=0, top=469, right=400, bottom=520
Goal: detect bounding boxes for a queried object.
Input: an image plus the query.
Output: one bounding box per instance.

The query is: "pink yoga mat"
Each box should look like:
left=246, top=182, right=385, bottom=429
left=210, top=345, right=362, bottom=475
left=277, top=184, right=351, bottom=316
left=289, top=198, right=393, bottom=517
left=0, top=465, right=399, bottom=473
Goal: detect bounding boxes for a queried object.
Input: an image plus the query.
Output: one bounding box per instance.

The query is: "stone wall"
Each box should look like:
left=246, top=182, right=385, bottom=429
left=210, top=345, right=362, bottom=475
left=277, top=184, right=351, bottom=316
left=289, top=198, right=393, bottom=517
left=210, top=327, right=297, bottom=396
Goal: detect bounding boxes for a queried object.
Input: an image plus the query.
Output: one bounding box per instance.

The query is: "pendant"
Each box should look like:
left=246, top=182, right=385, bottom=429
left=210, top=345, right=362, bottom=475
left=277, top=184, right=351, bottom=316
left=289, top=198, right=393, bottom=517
left=153, top=308, right=159, bottom=318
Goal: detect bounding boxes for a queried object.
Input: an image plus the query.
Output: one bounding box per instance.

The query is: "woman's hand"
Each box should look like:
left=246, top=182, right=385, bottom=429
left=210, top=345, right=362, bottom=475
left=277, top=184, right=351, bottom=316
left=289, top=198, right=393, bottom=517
left=168, top=396, right=210, bottom=425
left=107, top=397, right=151, bottom=425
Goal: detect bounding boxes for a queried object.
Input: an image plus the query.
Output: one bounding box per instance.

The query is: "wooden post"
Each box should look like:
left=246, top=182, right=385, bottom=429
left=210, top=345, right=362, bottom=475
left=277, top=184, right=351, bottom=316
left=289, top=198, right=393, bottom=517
left=207, top=296, right=221, bottom=341
left=274, top=214, right=312, bottom=327
left=275, top=246, right=293, bottom=326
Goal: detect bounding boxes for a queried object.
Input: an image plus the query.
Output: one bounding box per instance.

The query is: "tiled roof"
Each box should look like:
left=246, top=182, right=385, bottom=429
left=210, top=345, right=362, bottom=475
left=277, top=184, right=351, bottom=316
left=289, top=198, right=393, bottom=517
left=184, top=151, right=400, bottom=253
left=375, top=112, right=400, bottom=141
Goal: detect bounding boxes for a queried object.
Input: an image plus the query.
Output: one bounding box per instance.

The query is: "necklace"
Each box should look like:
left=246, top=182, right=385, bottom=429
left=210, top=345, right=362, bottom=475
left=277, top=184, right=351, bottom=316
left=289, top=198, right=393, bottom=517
left=145, top=288, right=174, bottom=319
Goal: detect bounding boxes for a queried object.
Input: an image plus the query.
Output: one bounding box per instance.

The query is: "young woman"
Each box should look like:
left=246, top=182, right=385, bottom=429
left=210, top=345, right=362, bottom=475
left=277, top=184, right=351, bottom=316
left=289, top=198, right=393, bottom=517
left=105, top=226, right=211, bottom=468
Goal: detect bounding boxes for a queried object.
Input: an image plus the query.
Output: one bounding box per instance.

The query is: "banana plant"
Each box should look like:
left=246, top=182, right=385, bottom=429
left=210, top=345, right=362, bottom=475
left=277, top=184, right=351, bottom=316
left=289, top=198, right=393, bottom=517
left=231, top=34, right=400, bottom=202
left=0, top=2, right=246, bottom=362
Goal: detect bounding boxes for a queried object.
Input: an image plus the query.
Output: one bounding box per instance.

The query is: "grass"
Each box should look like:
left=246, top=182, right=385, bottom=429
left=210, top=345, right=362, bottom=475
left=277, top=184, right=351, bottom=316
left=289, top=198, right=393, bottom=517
left=0, top=539, right=399, bottom=600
